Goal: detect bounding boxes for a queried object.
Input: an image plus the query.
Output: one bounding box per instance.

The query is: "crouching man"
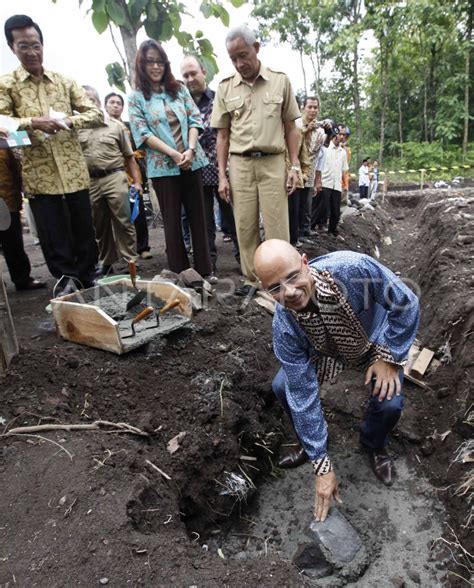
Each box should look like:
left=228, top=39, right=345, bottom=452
left=254, top=240, right=419, bottom=522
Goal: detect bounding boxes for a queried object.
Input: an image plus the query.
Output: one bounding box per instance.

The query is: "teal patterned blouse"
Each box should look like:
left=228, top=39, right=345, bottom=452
left=128, top=84, right=208, bottom=178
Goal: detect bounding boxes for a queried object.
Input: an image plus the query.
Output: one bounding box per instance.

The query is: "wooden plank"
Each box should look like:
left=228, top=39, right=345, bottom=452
left=51, top=300, right=123, bottom=354
left=254, top=292, right=276, bottom=315
left=0, top=275, right=19, bottom=372
left=410, top=348, right=435, bottom=379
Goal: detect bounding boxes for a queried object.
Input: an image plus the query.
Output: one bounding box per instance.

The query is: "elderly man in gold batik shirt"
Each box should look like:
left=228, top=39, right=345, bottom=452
left=0, top=14, right=103, bottom=296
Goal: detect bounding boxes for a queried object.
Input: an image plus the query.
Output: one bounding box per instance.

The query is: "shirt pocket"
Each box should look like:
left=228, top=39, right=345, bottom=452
left=263, top=95, right=283, bottom=118
left=224, top=96, right=244, bottom=121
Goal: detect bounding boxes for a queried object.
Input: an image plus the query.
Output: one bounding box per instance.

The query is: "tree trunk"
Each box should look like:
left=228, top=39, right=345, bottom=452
left=299, top=48, right=307, bottom=96
left=398, top=86, right=403, bottom=159
left=351, top=0, right=362, bottom=145
left=378, top=58, right=388, bottom=164
left=119, top=25, right=138, bottom=86
left=462, top=8, right=472, bottom=161
left=353, top=41, right=361, bottom=144
left=423, top=80, right=429, bottom=142
left=309, top=52, right=320, bottom=105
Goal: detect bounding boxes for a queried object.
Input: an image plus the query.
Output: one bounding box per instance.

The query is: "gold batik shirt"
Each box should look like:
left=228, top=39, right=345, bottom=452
left=0, top=66, right=103, bottom=195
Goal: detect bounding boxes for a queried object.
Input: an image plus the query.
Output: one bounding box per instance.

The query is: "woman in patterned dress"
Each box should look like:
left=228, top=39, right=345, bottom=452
left=128, top=40, right=211, bottom=277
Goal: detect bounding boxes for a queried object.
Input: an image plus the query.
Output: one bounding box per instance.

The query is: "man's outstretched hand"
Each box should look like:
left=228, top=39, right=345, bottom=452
left=365, top=359, right=401, bottom=402
left=314, top=470, right=342, bottom=522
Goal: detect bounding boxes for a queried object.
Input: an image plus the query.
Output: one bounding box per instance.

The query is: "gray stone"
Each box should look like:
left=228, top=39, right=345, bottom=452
left=408, top=569, right=421, bottom=584
left=293, top=542, right=333, bottom=579
left=235, top=551, right=247, bottom=561
left=181, top=287, right=203, bottom=311
left=159, top=269, right=180, bottom=282
left=305, top=507, right=362, bottom=564
left=457, top=234, right=473, bottom=245
left=390, top=576, right=405, bottom=588
left=179, top=268, right=212, bottom=293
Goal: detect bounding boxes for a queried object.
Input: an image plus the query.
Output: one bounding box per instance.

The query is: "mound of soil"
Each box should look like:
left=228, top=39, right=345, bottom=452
left=0, top=188, right=472, bottom=586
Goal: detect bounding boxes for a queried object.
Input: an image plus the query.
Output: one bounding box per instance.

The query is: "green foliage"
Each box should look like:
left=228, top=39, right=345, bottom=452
left=76, top=0, right=243, bottom=89
left=105, top=61, right=127, bottom=92
left=252, top=0, right=473, bottom=166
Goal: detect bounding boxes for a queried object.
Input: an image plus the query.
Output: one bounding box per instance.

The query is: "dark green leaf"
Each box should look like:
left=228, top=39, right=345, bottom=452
left=197, top=38, right=213, bottom=55
left=91, top=9, right=109, bottom=33
left=106, top=61, right=126, bottom=92
left=199, top=53, right=219, bottom=82
left=200, top=1, right=213, bottom=18
left=92, top=0, right=106, bottom=11
left=146, top=0, right=159, bottom=21
left=105, top=0, right=127, bottom=26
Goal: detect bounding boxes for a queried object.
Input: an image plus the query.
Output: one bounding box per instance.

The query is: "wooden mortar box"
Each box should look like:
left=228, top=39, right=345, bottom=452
left=51, top=279, right=193, bottom=354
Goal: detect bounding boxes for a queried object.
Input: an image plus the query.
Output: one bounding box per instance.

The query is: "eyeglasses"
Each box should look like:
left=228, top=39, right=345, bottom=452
left=145, top=59, right=165, bottom=68
left=265, top=259, right=305, bottom=297
left=15, top=43, right=42, bottom=53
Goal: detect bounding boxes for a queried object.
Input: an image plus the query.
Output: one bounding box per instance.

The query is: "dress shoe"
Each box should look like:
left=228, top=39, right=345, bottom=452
left=367, top=448, right=395, bottom=486
left=235, top=284, right=257, bottom=298
left=15, top=278, right=46, bottom=291
left=277, top=446, right=309, bottom=469
left=55, top=282, right=78, bottom=298
left=140, top=250, right=153, bottom=260
left=80, top=279, right=97, bottom=289
left=95, top=264, right=113, bottom=278
left=205, top=272, right=218, bottom=285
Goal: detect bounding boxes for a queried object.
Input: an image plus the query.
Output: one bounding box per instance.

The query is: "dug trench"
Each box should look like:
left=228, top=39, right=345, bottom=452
left=0, top=188, right=472, bottom=586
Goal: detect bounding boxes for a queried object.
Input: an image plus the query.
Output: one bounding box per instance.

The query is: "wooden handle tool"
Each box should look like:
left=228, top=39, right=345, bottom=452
left=160, top=299, right=181, bottom=315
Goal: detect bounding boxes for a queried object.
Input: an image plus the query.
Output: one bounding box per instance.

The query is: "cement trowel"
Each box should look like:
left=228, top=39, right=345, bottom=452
left=126, top=259, right=147, bottom=310
left=121, top=306, right=157, bottom=338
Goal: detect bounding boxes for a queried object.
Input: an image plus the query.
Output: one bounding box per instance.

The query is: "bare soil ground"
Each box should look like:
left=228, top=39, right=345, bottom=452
left=0, top=188, right=472, bottom=587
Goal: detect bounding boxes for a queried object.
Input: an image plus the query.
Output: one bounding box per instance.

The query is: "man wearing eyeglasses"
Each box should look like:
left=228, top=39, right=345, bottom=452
left=0, top=14, right=103, bottom=297
left=254, top=239, right=419, bottom=522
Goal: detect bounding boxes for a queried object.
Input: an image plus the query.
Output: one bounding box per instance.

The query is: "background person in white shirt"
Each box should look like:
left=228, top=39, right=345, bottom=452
left=359, top=158, right=370, bottom=198
left=311, top=124, right=348, bottom=236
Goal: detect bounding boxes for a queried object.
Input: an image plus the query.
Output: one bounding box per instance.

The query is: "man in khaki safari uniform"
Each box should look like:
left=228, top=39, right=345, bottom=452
left=211, top=25, right=301, bottom=297
left=79, top=86, right=141, bottom=276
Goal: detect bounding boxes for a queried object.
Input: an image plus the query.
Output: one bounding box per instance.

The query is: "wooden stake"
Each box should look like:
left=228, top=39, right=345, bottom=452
left=0, top=275, right=19, bottom=374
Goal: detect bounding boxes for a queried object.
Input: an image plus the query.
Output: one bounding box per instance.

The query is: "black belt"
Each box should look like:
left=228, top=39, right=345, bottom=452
left=234, top=151, right=274, bottom=158
left=89, top=166, right=124, bottom=178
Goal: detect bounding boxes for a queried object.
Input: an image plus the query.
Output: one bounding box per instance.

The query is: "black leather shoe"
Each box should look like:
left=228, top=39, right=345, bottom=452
left=81, top=280, right=97, bottom=289
left=235, top=284, right=257, bottom=298
left=55, top=282, right=78, bottom=298
left=95, top=264, right=113, bottom=278
left=277, top=446, right=309, bottom=469
left=368, top=448, right=395, bottom=486
left=15, top=278, right=46, bottom=291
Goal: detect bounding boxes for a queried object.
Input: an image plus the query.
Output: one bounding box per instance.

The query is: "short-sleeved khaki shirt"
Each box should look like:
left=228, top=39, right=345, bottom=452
left=79, top=119, right=133, bottom=173
left=210, top=63, right=300, bottom=154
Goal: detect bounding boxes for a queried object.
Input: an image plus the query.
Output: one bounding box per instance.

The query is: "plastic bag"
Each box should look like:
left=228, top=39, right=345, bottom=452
left=129, top=186, right=140, bottom=223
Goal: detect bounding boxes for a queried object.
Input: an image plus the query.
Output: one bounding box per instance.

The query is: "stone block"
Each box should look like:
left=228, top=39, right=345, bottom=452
left=305, top=507, right=362, bottom=564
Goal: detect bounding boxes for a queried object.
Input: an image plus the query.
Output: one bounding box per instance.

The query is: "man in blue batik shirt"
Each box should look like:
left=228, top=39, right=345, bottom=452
left=254, top=240, right=419, bottom=522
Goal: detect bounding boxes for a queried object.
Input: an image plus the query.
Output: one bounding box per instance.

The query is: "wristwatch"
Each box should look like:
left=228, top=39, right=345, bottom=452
left=290, top=165, right=301, bottom=172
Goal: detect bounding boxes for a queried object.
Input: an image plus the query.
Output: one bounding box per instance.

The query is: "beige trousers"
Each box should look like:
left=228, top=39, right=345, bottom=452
left=89, top=171, right=137, bottom=266
left=229, top=153, right=289, bottom=286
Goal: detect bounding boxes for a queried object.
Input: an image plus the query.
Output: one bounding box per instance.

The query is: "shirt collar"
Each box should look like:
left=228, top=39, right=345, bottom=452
left=232, top=62, right=269, bottom=87
left=17, top=65, right=54, bottom=82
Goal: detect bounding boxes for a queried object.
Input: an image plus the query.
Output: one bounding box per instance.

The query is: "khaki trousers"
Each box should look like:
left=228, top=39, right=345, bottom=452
left=229, top=153, right=289, bottom=286
left=89, top=171, right=137, bottom=266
